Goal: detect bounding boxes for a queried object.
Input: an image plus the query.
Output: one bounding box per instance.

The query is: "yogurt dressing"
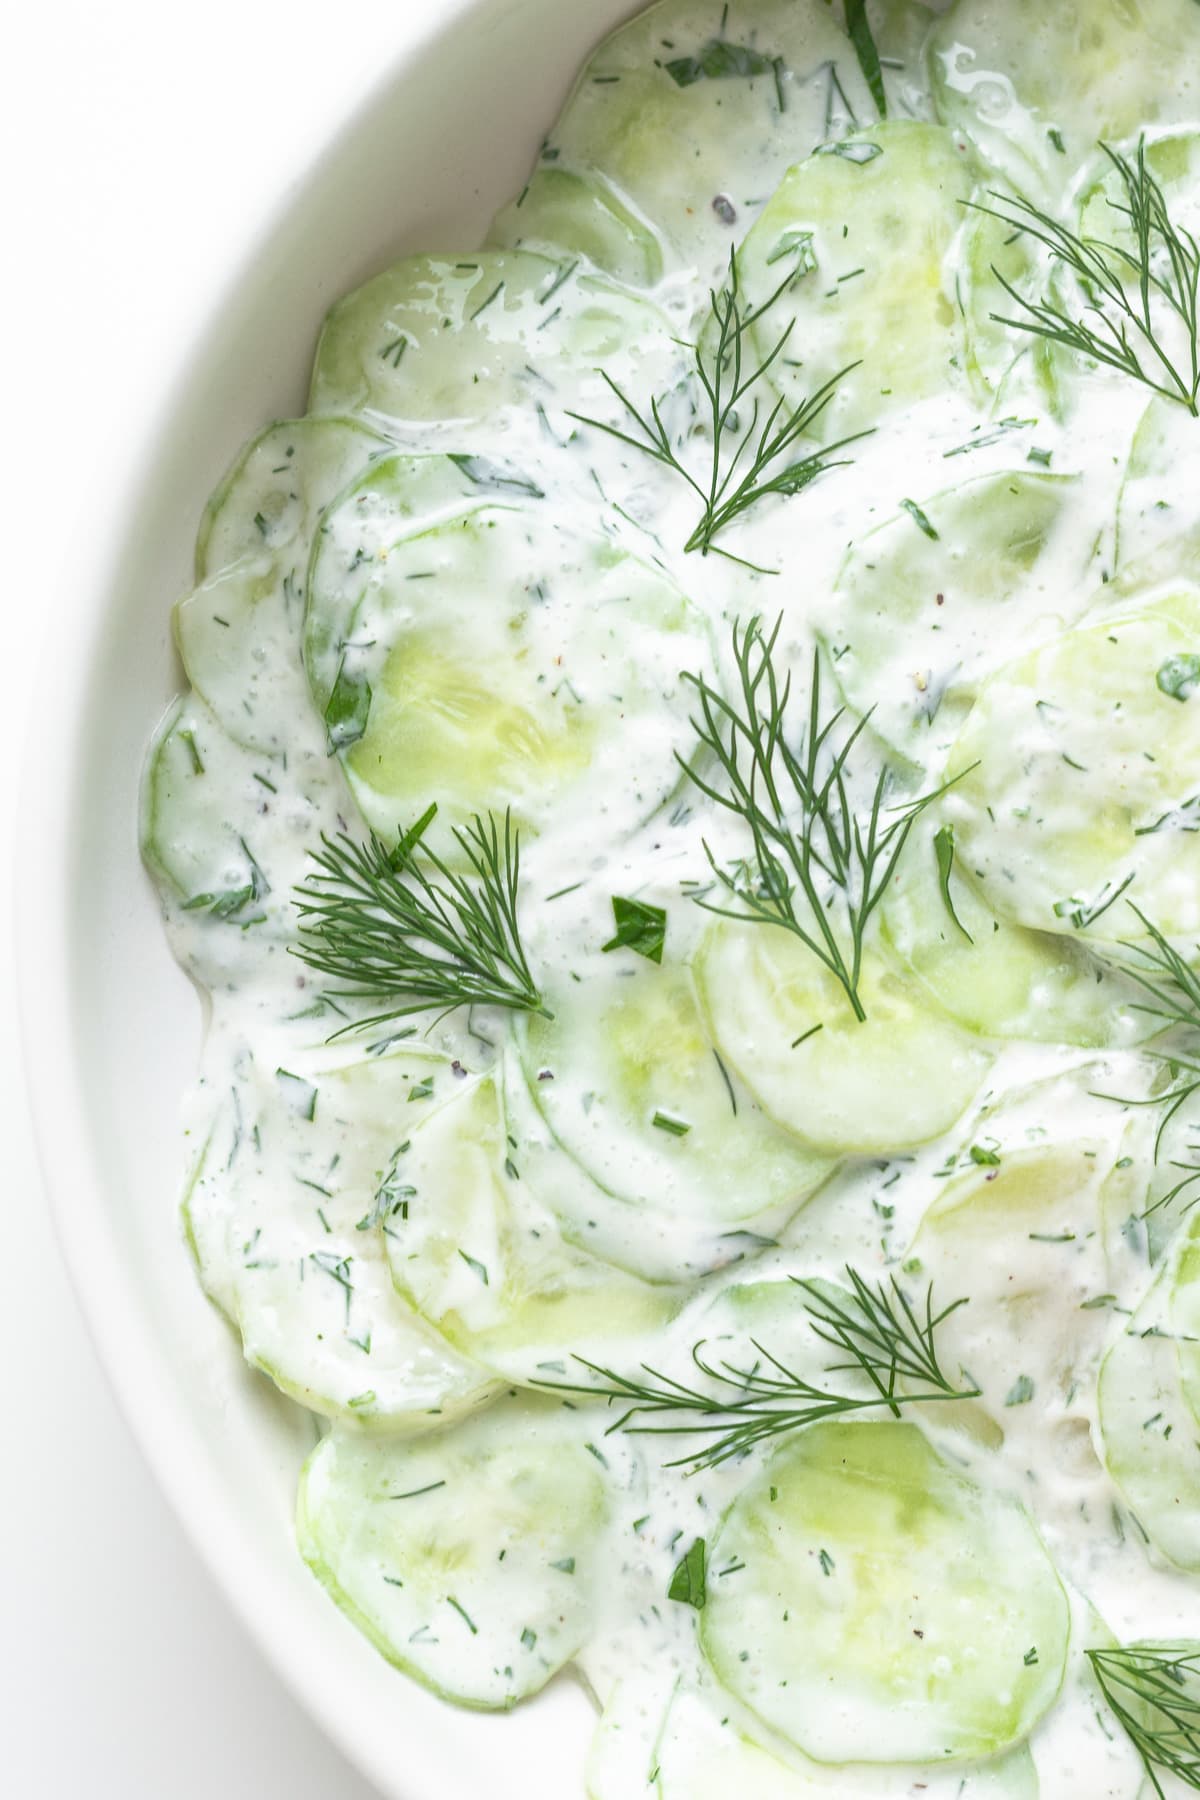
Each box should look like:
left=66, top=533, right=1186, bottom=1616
left=144, top=1, right=1200, bottom=1793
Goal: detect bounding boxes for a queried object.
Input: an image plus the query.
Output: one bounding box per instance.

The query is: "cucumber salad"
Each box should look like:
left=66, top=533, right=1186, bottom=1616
left=142, top=1, right=1200, bottom=1793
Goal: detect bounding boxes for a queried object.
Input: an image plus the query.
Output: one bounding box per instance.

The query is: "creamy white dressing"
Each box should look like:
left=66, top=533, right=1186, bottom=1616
left=144, top=1, right=1200, bottom=1793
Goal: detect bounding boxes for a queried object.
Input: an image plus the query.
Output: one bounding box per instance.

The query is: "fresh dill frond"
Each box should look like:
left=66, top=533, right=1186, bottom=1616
left=679, top=616, right=965, bottom=1021
left=537, top=1268, right=976, bottom=1472
left=292, top=804, right=547, bottom=1035
left=1088, top=1643, right=1200, bottom=1796
left=843, top=0, right=887, bottom=120
left=1112, top=906, right=1200, bottom=1214
left=569, top=249, right=867, bottom=565
left=970, top=140, right=1200, bottom=414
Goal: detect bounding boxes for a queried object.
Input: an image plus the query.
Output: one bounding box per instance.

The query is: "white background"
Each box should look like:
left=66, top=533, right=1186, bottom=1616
left=2, top=4, right=455, bottom=1792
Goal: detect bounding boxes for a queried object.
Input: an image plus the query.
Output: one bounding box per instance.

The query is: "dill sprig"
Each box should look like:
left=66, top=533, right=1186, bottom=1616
left=539, top=1269, right=977, bottom=1471
left=1113, top=906, right=1200, bottom=1213
left=680, top=616, right=965, bottom=1021
left=970, top=140, right=1200, bottom=415
left=570, top=249, right=866, bottom=566
left=1088, top=1644, right=1200, bottom=1796
left=292, top=804, right=547, bottom=1035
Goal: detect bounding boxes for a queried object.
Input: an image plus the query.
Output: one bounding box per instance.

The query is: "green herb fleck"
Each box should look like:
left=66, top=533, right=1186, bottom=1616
left=668, top=1538, right=708, bottom=1610
left=603, top=895, right=667, bottom=964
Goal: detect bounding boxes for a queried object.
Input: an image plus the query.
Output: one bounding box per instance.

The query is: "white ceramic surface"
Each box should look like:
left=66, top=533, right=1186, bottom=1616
left=18, top=4, right=642, bottom=1794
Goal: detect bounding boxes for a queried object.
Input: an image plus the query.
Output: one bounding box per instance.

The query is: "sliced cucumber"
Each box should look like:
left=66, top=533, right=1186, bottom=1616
left=518, top=957, right=834, bottom=1282
left=545, top=0, right=934, bottom=280
left=928, top=0, right=1200, bottom=201
left=383, top=1072, right=681, bottom=1379
left=194, top=416, right=388, bottom=582
left=1098, top=1215, right=1200, bottom=1573
left=1116, top=396, right=1200, bottom=587
left=883, top=820, right=1146, bottom=1047
left=957, top=185, right=1060, bottom=404
left=225, top=1049, right=497, bottom=1430
left=700, top=1420, right=1069, bottom=1764
left=174, top=561, right=316, bottom=756
left=909, top=1142, right=1128, bottom=1430
left=486, top=167, right=665, bottom=289
left=597, top=1672, right=1041, bottom=1798
left=308, top=248, right=678, bottom=433
left=142, top=695, right=278, bottom=924
left=694, top=922, right=991, bottom=1154
left=736, top=121, right=975, bottom=441
left=1168, top=1213, right=1200, bottom=1429
left=304, top=497, right=707, bottom=848
left=297, top=1395, right=607, bottom=1706
left=827, top=470, right=1089, bottom=757
left=945, top=591, right=1200, bottom=942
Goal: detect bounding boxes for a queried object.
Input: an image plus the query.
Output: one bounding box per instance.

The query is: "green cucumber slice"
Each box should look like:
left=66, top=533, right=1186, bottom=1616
left=826, top=470, right=1089, bottom=758
left=909, top=1141, right=1129, bottom=1431
left=309, top=248, right=678, bottom=432
left=194, top=415, right=388, bottom=582
left=486, top=166, right=665, bottom=288
left=1169, top=1213, right=1200, bottom=1430
left=735, top=121, right=976, bottom=441
left=297, top=1395, right=607, bottom=1707
left=957, top=185, right=1060, bottom=404
left=178, top=418, right=394, bottom=751
left=944, top=591, right=1200, bottom=942
left=599, top=1673, right=1040, bottom=1798
left=883, top=820, right=1146, bottom=1047
left=1116, top=396, right=1200, bottom=587
left=141, top=695, right=278, bottom=928
left=383, top=1073, right=681, bottom=1378
left=225, top=1049, right=496, bottom=1429
left=1098, top=1213, right=1200, bottom=1572
left=694, top=922, right=992, bottom=1154
left=518, top=957, right=834, bottom=1282
left=545, top=0, right=934, bottom=280
left=700, top=1419, right=1069, bottom=1764
left=927, top=0, right=1200, bottom=202
left=304, top=496, right=707, bottom=847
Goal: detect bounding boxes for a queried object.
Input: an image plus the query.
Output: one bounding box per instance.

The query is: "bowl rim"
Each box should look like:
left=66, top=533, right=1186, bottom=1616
left=15, top=4, right=619, bottom=1793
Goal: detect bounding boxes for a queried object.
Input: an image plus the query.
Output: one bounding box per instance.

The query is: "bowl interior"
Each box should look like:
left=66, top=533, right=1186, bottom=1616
left=27, top=3, right=645, bottom=1795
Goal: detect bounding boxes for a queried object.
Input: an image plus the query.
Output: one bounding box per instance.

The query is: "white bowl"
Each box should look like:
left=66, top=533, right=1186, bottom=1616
left=19, top=4, right=640, bottom=1793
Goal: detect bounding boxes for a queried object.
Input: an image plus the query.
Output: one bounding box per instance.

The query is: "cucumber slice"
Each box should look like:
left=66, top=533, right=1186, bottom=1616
left=518, top=958, right=834, bottom=1283
left=308, top=248, right=678, bottom=433
left=304, top=497, right=707, bottom=848
left=142, top=695, right=277, bottom=925
left=1169, top=1213, right=1200, bottom=1429
left=297, top=1395, right=607, bottom=1707
left=909, top=1142, right=1129, bottom=1431
left=945, top=592, right=1200, bottom=942
left=486, top=167, right=666, bottom=289
left=735, top=121, right=975, bottom=441
left=700, top=1420, right=1069, bottom=1764
left=174, top=562, right=316, bottom=757
left=383, top=1072, right=681, bottom=1378
left=957, top=185, right=1060, bottom=404
left=225, top=1049, right=497, bottom=1429
left=178, top=419, right=398, bottom=751
left=602, top=1673, right=1041, bottom=1798
left=927, top=0, right=1200, bottom=201
left=545, top=0, right=934, bottom=280
left=194, top=416, right=388, bottom=582
left=1116, top=396, right=1200, bottom=586
left=141, top=690, right=351, bottom=993
left=883, top=820, right=1146, bottom=1047
left=826, top=470, right=1088, bottom=758
left=1098, top=1217, right=1200, bottom=1572
left=694, top=922, right=991, bottom=1154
